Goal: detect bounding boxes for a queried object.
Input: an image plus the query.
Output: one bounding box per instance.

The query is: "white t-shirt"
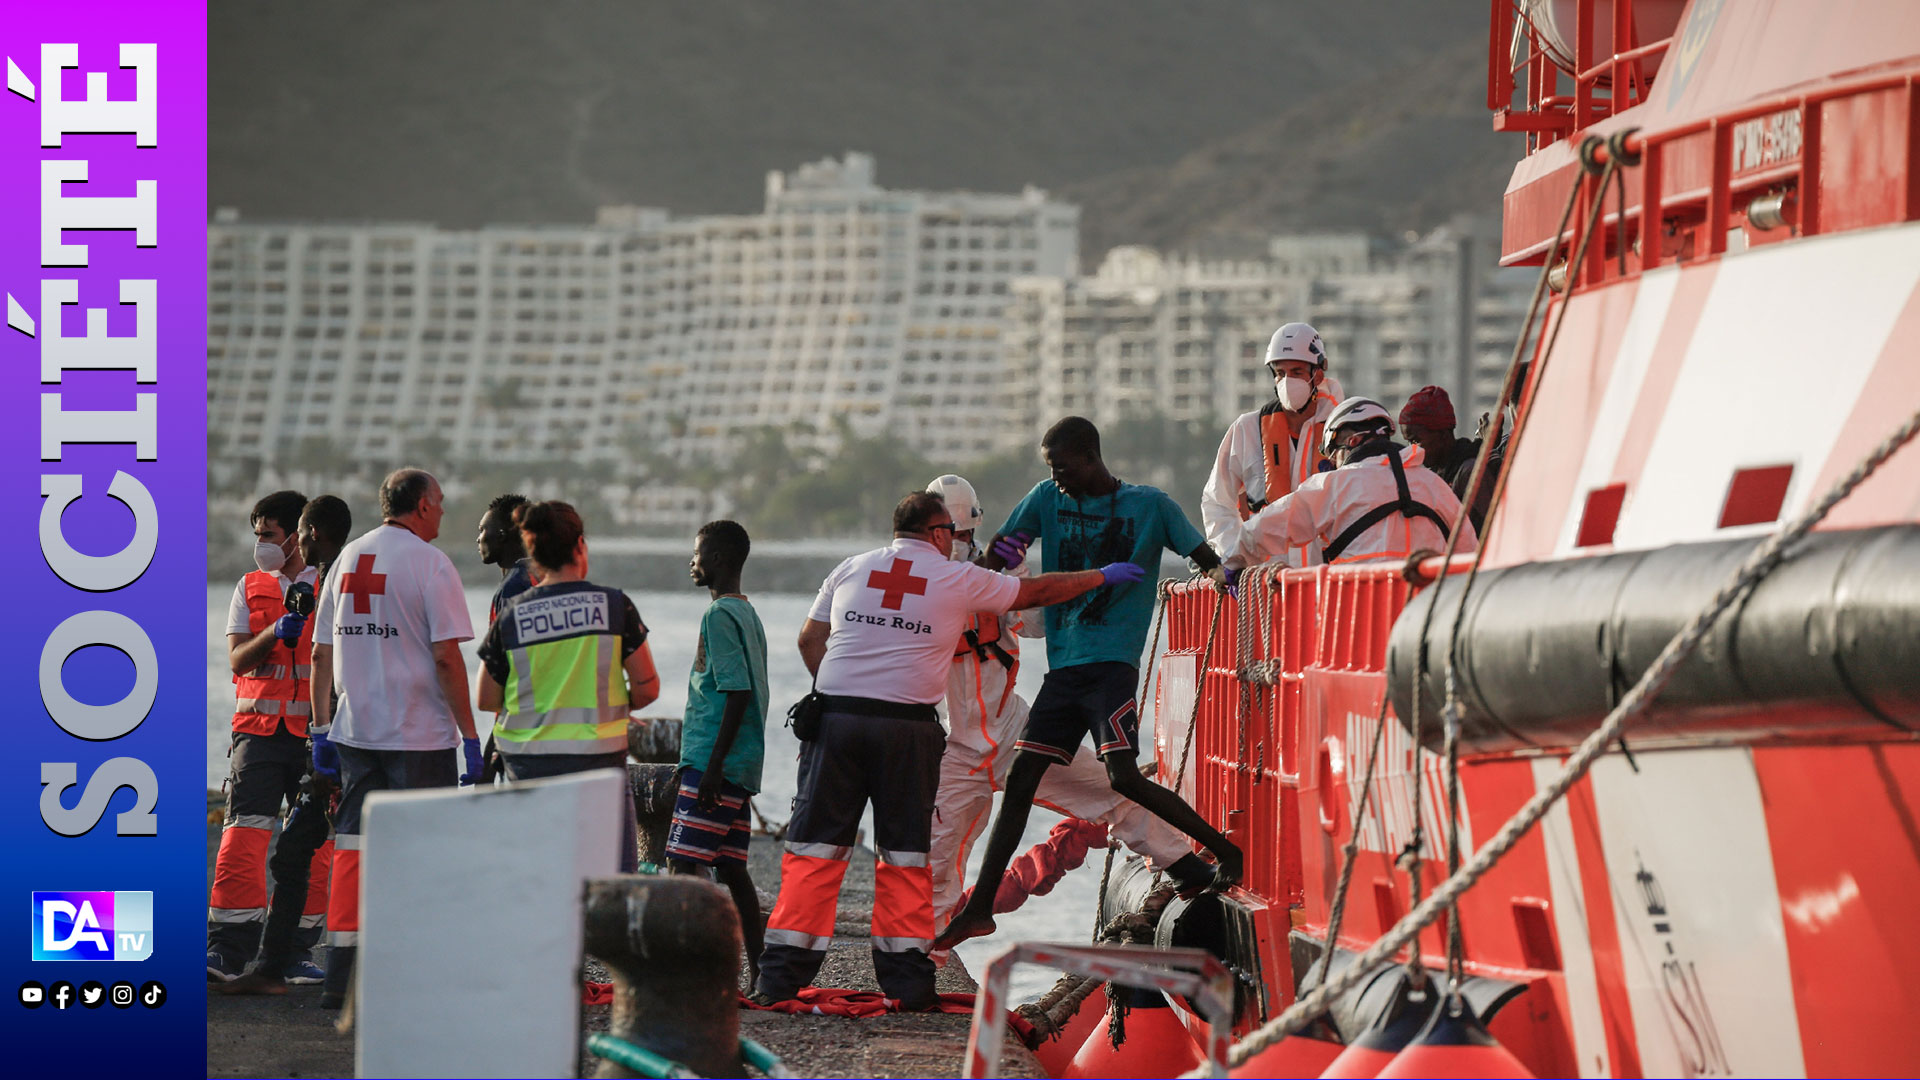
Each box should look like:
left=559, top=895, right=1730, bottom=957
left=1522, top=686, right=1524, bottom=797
left=226, top=566, right=320, bottom=635
left=808, top=538, right=1022, bottom=705
left=314, top=523, right=474, bottom=750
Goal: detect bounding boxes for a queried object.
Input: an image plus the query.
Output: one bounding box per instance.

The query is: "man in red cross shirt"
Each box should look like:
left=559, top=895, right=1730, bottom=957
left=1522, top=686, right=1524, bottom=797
left=754, top=491, right=1140, bottom=1010
left=309, top=467, right=478, bottom=1008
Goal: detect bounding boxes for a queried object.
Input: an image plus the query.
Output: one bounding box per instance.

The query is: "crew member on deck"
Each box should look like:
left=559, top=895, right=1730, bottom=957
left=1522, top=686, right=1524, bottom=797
left=754, top=491, right=1130, bottom=1011
left=1202, top=321, right=1343, bottom=567
left=1227, top=397, right=1478, bottom=572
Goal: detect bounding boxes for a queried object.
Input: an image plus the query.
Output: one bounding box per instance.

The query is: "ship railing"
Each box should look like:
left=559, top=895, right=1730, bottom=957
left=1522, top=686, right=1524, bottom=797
left=1153, top=555, right=1472, bottom=919
left=1488, top=0, right=1673, bottom=149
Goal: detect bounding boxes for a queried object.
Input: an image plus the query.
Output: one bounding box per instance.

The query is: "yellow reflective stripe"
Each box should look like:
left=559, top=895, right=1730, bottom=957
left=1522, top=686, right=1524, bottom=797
left=497, top=630, right=630, bottom=753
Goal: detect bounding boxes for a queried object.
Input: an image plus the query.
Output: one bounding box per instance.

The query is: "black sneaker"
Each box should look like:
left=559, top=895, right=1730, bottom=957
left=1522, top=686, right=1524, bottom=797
left=206, top=950, right=244, bottom=983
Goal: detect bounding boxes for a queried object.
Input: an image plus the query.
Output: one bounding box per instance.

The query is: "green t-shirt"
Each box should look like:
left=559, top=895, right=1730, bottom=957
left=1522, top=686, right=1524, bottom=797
left=678, top=596, right=770, bottom=792
left=999, top=480, right=1206, bottom=670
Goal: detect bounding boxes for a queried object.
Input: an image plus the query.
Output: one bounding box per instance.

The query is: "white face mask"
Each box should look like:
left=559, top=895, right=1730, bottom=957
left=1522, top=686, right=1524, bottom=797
left=253, top=536, right=289, bottom=573
left=1277, top=374, right=1314, bottom=411
left=949, top=537, right=976, bottom=563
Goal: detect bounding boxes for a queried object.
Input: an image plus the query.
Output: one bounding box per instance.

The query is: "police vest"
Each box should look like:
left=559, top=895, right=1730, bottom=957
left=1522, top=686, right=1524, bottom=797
left=493, top=582, right=632, bottom=756
left=1254, top=400, right=1330, bottom=516
left=233, top=569, right=314, bottom=737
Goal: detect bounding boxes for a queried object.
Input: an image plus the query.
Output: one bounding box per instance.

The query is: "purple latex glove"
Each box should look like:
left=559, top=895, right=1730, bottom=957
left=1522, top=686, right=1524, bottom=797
left=1099, top=562, right=1145, bottom=586
left=991, top=531, right=1033, bottom=568
left=459, top=737, right=484, bottom=786
left=272, top=612, right=307, bottom=644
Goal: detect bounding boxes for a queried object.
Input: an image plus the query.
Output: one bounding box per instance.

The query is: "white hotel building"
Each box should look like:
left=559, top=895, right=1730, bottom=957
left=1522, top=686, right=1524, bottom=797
left=209, top=158, right=1526, bottom=491
left=1001, top=221, right=1533, bottom=443
left=207, top=154, right=1076, bottom=471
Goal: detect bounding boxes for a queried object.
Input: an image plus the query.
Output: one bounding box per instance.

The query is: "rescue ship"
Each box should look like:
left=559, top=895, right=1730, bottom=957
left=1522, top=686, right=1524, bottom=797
left=996, top=1, right=1920, bottom=1075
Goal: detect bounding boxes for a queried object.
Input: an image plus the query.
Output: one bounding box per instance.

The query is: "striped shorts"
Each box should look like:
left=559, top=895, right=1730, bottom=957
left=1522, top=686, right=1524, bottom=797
left=664, top=768, right=752, bottom=867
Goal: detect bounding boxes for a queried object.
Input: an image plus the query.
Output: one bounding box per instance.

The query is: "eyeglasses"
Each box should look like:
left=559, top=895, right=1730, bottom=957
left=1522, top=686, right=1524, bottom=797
left=926, top=523, right=957, bottom=534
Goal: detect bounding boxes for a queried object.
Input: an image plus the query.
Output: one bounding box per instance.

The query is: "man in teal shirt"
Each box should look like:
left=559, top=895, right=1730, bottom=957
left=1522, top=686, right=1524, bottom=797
left=666, top=520, right=770, bottom=984
left=936, top=417, right=1240, bottom=949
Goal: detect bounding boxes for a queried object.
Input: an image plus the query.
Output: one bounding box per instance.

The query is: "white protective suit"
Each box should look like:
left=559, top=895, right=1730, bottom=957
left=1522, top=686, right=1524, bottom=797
left=931, top=562, right=1193, bottom=923
left=1225, top=442, right=1479, bottom=571
left=1202, top=382, right=1343, bottom=567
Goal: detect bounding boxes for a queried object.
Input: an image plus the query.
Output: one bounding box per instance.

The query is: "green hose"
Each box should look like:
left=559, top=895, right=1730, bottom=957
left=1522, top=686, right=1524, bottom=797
left=586, top=1032, right=790, bottom=1078
left=740, top=1037, right=786, bottom=1076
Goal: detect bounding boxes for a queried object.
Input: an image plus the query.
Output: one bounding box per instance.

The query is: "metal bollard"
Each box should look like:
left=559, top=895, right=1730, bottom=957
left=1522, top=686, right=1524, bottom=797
left=583, top=875, right=743, bottom=1078
left=627, top=762, right=679, bottom=866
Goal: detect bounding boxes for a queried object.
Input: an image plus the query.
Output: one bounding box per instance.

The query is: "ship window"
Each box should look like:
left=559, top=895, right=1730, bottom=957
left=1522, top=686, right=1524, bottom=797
left=1574, top=483, right=1626, bottom=548
left=1718, top=464, right=1793, bottom=528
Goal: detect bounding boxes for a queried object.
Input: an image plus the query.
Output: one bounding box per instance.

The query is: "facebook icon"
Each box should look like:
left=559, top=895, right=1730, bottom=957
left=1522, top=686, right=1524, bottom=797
left=32, top=892, right=153, bottom=961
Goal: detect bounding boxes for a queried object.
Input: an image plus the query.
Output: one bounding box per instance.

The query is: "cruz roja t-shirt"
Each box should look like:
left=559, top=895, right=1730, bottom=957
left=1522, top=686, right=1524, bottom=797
left=313, top=523, right=474, bottom=751
left=999, top=481, right=1206, bottom=671
left=678, top=596, right=770, bottom=793
left=809, top=538, right=1023, bottom=705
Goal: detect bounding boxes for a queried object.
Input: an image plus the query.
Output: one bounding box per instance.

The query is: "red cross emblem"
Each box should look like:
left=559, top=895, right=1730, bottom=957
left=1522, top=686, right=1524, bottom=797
left=865, top=557, right=928, bottom=611
left=340, top=553, right=387, bottom=615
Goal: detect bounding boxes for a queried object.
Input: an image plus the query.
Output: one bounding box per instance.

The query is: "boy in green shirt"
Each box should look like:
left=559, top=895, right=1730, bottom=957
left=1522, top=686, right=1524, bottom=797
left=666, top=520, right=770, bottom=984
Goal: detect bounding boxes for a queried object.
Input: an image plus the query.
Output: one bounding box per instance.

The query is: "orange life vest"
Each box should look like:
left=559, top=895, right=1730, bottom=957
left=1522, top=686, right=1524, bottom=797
left=951, top=611, right=1005, bottom=661
left=1254, top=404, right=1330, bottom=515
left=232, top=569, right=313, bottom=737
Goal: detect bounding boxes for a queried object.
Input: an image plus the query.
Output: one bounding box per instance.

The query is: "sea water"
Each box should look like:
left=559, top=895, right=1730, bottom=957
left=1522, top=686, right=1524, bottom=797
left=207, top=584, right=1143, bottom=1001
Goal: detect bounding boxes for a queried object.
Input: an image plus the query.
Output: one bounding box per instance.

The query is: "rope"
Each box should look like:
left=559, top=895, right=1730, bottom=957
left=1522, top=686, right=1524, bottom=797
left=1092, top=831, right=1119, bottom=941
left=1213, top=401, right=1920, bottom=1071
left=1015, top=971, right=1107, bottom=1044
left=1170, top=580, right=1228, bottom=794
left=1400, top=134, right=1616, bottom=989
left=1435, top=138, right=1629, bottom=997
left=1308, top=689, right=1394, bottom=993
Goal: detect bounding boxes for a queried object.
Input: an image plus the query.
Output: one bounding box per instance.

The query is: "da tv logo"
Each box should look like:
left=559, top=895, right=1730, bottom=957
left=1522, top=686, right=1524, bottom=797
left=31, top=892, right=152, bottom=961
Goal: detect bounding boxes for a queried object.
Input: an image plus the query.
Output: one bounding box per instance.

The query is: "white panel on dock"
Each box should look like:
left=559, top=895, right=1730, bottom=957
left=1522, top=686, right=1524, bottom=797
left=356, top=769, right=624, bottom=1079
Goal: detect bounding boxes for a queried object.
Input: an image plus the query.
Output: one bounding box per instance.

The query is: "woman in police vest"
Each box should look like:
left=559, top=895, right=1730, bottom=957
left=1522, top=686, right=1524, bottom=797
left=476, top=501, right=660, bottom=870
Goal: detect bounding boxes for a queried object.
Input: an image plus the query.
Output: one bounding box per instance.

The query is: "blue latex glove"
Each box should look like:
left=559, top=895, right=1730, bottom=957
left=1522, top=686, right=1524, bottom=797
left=1223, top=566, right=1242, bottom=589
left=310, top=725, right=339, bottom=781
left=1099, top=562, right=1146, bottom=586
left=459, top=737, right=484, bottom=786
left=272, top=612, right=307, bottom=645
left=991, top=531, right=1032, bottom=569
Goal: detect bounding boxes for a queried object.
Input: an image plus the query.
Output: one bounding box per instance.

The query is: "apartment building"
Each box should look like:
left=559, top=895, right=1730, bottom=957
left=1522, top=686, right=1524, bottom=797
left=1002, top=218, right=1531, bottom=446
left=207, top=154, right=1076, bottom=471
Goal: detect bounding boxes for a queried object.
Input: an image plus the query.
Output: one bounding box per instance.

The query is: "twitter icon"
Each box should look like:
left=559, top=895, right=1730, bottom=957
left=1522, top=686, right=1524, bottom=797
left=79, top=981, right=105, bottom=1009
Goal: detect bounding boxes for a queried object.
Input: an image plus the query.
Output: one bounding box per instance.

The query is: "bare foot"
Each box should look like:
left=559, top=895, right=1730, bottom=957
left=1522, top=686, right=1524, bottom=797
left=219, top=971, right=288, bottom=996
left=932, top=906, right=997, bottom=951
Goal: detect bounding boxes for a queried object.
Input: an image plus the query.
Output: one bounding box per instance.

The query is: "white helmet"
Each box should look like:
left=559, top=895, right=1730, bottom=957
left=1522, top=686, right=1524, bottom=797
left=926, top=474, right=983, bottom=532
left=1265, top=322, right=1329, bottom=369
left=1321, top=396, right=1394, bottom=457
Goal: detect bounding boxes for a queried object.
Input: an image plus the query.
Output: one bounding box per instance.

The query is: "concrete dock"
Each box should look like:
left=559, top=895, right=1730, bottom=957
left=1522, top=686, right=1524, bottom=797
left=205, top=792, right=1044, bottom=1078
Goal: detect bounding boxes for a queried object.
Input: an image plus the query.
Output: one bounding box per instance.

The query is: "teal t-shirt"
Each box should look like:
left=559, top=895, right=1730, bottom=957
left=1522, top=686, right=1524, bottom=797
left=999, top=481, right=1206, bottom=670
left=678, top=596, right=770, bottom=793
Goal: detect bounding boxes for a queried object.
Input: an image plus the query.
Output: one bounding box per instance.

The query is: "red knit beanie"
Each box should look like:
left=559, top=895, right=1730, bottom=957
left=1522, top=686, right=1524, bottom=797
left=1398, top=385, right=1455, bottom=429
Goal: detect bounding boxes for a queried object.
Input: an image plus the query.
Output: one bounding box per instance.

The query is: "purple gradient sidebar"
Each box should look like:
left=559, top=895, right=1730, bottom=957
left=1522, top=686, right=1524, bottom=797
left=0, top=4, right=207, bottom=1074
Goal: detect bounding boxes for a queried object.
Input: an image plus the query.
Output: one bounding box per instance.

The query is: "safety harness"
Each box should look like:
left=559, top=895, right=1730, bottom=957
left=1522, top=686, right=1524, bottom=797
left=1321, top=442, right=1451, bottom=563
left=960, top=625, right=1017, bottom=671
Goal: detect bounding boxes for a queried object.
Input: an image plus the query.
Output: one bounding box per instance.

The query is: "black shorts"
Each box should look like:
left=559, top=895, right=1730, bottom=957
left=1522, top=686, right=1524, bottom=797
left=1016, top=661, right=1141, bottom=765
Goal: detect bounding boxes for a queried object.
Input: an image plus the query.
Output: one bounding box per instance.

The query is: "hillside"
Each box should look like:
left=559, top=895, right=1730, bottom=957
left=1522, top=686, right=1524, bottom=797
left=209, top=0, right=1520, bottom=251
